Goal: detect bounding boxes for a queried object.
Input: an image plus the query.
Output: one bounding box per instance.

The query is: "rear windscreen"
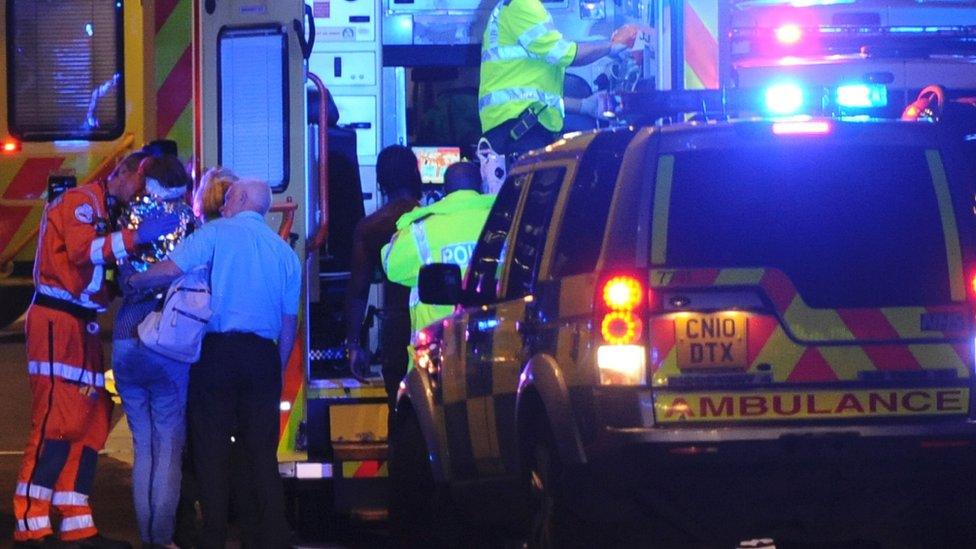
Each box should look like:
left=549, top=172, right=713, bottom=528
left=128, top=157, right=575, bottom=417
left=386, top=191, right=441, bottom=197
left=662, top=144, right=959, bottom=308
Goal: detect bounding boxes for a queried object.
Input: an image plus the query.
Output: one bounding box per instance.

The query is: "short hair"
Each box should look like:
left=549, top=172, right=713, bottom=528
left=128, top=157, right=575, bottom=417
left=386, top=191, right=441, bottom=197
left=195, top=166, right=238, bottom=220
left=139, top=155, right=192, bottom=190
left=236, top=179, right=272, bottom=214
left=111, top=150, right=150, bottom=179
left=443, top=161, right=482, bottom=194
left=376, top=145, right=422, bottom=200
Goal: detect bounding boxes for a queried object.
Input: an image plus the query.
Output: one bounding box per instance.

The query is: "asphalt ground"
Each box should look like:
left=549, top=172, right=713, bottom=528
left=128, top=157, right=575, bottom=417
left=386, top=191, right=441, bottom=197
left=0, top=321, right=389, bottom=548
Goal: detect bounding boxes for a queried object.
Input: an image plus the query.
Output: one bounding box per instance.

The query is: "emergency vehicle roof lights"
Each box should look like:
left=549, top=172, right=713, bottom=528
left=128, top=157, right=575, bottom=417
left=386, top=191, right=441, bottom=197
left=764, top=83, right=805, bottom=115
left=2, top=139, right=20, bottom=153
left=772, top=120, right=831, bottom=135
left=775, top=24, right=803, bottom=45
left=836, top=84, right=887, bottom=109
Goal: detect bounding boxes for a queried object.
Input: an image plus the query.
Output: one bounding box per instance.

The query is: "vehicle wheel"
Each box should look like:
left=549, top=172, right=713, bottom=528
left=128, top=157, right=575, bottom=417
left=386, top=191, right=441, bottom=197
left=526, top=419, right=596, bottom=549
left=389, top=408, right=459, bottom=548
left=0, top=286, right=32, bottom=329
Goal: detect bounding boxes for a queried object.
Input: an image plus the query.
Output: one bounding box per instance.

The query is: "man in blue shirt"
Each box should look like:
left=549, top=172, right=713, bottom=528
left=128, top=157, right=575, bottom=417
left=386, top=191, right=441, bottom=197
left=129, top=178, right=300, bottom=548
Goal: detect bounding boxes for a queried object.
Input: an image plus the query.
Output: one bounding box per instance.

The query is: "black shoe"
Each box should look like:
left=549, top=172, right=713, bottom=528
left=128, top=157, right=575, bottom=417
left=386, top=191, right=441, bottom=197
left=14, top=536, right=62, bottom=548
left=63, top=535, right=132, bottom=549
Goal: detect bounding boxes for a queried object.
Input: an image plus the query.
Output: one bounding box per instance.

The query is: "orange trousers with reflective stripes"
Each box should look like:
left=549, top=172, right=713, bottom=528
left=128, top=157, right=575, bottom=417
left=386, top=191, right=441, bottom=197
left=13, top=305, right=112, bottom=542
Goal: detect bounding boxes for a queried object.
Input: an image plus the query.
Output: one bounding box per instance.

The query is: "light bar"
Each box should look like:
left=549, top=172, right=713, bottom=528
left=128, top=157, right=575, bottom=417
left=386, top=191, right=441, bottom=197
left=836, top=84, right=887, bottom=108
left=772, top=120, right=832, bottom=135
left=775, top=24, right=803, bottom=45
left=764, top=83, right=805, bottom=115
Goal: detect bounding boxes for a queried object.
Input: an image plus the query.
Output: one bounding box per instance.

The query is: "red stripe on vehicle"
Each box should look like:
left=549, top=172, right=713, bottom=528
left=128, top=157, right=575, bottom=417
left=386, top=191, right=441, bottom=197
left=0, top=205, right=32, bottom=253
left=837, top=309, right=902, bottom=341
left=683, top=3, right=719, bottom=88
left=747, top=315, right=777, bottom=365
left=860, top=345, right=922, bottom=371
left=3, top=158, right=65, bottom=200
left=156, top=48, right=193, bottom=138
left=787, top=348, right=839, bottom=382
left=155, top=0, right=181, bottom=33
left=278, top=342, right=304, bottom=436
left=759, top=269, right=796, bottom=314
left=354, top=461, right=382, bottom=478
left=649, top=318, right=676, bottom=373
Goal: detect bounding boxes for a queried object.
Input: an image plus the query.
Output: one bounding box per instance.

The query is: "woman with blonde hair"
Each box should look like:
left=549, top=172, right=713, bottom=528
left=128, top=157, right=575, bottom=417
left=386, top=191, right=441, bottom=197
left=193, top=166, right=238, bottom=222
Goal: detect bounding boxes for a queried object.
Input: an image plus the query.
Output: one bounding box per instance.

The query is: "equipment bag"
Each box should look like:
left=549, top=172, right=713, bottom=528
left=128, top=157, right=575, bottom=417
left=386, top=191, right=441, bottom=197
left=137, top=264, right=212, bottom=363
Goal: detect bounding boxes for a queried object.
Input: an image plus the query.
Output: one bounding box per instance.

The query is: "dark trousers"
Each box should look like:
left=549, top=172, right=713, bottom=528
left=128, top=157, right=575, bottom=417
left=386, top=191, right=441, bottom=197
left=189, top=332, right=289, bottom=549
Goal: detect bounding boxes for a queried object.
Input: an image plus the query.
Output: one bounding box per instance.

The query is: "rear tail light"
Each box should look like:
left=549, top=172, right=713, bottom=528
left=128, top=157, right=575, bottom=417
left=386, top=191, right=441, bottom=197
left=596, top=273, right=648, bottom=385
left=2, top=139, right=20, bottom=153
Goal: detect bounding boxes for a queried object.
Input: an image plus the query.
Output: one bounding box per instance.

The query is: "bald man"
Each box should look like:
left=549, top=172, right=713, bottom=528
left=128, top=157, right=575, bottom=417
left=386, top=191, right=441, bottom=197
left=129, top=178, right=300, bottom=548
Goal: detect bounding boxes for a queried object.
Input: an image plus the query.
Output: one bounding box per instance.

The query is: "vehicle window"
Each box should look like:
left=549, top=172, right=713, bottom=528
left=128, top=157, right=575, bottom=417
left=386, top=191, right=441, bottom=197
left=662, top=144, right=958, bottom=308
left=505, top=168, right=566, bottom=300
left=465, top=173, right=528, bottom=304
left=7, top=0, right=124, bottom=141
left=550, top=131, right=631, bottom=277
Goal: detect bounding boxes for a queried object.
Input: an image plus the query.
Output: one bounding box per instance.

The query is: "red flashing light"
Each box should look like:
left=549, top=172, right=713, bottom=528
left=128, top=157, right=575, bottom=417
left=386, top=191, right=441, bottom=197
left=772, top=121, right=831, bottom=135
left=775, top=24, right=803, bottom=45
left=603, top=276, right=643, bottom=311
left=971, top=273, right=976, bottom=297
left=2, top=139, right=20, bottom=153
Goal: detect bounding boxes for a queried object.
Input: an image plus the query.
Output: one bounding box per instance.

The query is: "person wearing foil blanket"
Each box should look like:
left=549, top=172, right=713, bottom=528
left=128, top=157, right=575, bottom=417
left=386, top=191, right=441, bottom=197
left=112, top=154, right=194, bottom=549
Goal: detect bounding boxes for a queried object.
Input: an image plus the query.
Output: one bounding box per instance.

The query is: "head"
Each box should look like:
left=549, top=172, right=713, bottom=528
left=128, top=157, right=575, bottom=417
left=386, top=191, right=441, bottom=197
left=195, top=166, right=238, bottom=221
left=376, top=145, right=422, bottom=201
left=443, top=161, right=482, bottom=194
left=138, top=155, right=192, bottom=201
left=220, top=179, right=272, bottom=218
left=105, top=151, right=150, bottom=202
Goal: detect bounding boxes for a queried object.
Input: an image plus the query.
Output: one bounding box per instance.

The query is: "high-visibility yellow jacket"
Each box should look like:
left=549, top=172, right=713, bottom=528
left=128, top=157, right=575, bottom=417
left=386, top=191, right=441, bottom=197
left=478, top=0, right=578, bottom=134
left=382, top=190, right=495, bottom=337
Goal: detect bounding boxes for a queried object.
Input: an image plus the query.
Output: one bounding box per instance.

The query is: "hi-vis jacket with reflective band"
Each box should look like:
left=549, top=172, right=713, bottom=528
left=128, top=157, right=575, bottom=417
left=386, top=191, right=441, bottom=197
left=478, top=0, right=578, bottom=134
left=33, top=182, right=138, bottom=311
left=382, top=190, right=495, bottom=334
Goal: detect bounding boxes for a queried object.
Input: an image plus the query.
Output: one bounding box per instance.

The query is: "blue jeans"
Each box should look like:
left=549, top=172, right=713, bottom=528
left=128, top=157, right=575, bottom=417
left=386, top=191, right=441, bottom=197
left=112, top=338, right=189, bottom=545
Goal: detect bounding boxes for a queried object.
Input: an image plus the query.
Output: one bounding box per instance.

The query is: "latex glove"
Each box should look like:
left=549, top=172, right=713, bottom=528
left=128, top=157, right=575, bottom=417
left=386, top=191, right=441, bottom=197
left=348, top=342, right=371, bottom=382
left=609, top=42, right=629, bottom=59
left=136, top=212, right=180, bottom=244
left=611, top=24, right=640, bottom=50
left=580, top=91, right=614, bottom=120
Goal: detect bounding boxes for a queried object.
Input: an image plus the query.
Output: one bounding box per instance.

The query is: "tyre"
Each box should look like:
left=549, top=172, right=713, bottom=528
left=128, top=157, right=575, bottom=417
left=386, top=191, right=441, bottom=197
left=389, top=407, right=459, bottom=548
left=0, top=285, right=32, bottom=329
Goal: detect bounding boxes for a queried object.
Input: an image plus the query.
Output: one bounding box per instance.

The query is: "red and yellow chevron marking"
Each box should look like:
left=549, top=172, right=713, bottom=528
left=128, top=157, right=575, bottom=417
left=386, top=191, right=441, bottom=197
left=340, top=460, right=388, bottom=479
left=278, top=322, right=307, bottom=460
left=649, top=268, right=973, bottom=385
left=154, top=0, right=193, bottom=154
left=683, top=0, right=719, bottom=90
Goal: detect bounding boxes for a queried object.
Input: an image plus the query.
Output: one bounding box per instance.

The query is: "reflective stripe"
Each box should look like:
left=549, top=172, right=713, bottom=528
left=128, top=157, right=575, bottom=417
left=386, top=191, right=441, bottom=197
left=482, top=45, right=531, bottom=62
left=485, top=3, right=503, bottom=49
left=546, top=39, right=573, bottom=64
left=59, top=514, right=94, bottom=533
left=409, top=286, right=421, bottom=308
left=89, top=238, right=106, bottom=266
left=411, top=221, right=433, bottom=265
left=382, top=232, right=399, bottom=274
left=83, top=265, right=103, bottom=298
left=16, top=516, right=51, bottom=532
left=517, top=17, right=555, bottom=48
left=15, top=482, right=53, bottom=501
left=27, top=361, right=105, bottom=388
left=52, top=491, right=89, bottom=506
left=110, top=232, right=126, bottom=261
left=35, top=284, right=103, bottom=312
left=478, top=87, right=563, bottom=113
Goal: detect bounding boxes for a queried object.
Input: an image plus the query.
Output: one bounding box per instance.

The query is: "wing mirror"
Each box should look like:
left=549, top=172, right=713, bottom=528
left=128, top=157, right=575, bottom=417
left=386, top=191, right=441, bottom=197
left=418, top=263, right=462, bottom=305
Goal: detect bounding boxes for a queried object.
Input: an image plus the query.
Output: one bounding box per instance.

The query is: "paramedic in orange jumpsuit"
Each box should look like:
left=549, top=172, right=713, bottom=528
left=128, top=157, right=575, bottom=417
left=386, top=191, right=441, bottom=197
left=13, top=152, right=179, bottom=548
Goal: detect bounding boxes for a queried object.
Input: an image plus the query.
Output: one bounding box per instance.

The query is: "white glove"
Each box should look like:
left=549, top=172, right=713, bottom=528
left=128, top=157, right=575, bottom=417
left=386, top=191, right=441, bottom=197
left=609, top=42, right=629, bottom=59
left=580, top=91, right=614, bottom=120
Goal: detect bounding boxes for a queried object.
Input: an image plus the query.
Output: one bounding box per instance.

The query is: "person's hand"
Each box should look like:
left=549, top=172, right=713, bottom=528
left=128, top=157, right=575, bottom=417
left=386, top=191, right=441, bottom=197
left=136, top=212, right=180, bottom=244
left=348, top=342, right=371, bottom=382
left=580, top=91, right=614, bottom=120
left=611, top=24, right=640, bottom=51
left=117, top=261, right=137, bottom=294
left=609, top=42, right=629, bottom=59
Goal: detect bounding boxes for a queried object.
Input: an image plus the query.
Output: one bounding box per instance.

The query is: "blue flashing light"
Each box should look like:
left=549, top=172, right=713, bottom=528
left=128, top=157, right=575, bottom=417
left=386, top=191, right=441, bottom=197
left=836, top=84, right=887, bottom=109
left=85, top=23, right=94, bottom=37
left=764, top=83, right=805, bottom=115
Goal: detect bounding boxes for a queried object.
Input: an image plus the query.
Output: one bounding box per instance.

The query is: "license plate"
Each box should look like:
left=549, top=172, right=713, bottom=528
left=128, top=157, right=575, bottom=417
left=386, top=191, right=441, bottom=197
left=675, top=313, right=747, bottom=369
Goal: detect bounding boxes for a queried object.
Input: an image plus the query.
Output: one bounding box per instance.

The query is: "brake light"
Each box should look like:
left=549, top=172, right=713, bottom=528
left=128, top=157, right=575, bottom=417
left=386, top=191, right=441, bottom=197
left=772, top=120, right=831, bottom=135
left=596, top=273, right=648, bottom=385
left=2, top=139, right=20, bottom=153
left=775, top=24, right=802, bottom=45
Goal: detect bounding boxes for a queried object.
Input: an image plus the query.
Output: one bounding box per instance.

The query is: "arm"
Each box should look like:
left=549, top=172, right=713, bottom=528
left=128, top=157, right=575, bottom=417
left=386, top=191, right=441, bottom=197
left=344, top=221, right=373, bottom=345
left=278, top=314, right=298, bottom=369
left=571, top=41, right=614, bottom=66
left=60, top=191, right=139, bottom=269
left=127, top=259, right=184, bottom=290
